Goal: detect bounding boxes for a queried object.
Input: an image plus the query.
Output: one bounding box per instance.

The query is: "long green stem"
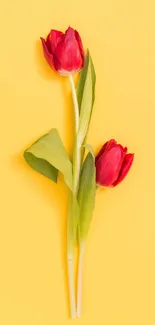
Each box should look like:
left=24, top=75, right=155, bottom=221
left=77, top=244, right=85, bottom=318
left=67, top=192, right=77, bottom=318
left=69, top=74, right=81, bottom=195
left=69, top=75, right=79, bottom=134
left=67, top=75, right=81, bottom=318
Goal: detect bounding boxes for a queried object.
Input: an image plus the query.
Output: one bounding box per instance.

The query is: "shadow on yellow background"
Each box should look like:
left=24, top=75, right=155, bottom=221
left=0, top=0, right=155, bottom=324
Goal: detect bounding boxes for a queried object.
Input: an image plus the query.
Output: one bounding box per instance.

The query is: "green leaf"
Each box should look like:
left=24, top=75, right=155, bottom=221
left=76, top=51, right=96, bottom=145
left=89, top=55, right=96, bottom=109
left=77, top=147, right=96, bottom=242
left=24, top=128, right=73, bottom=190
left=76, top=53, right=89, bottom=113
left=83, top=143, right=95, bottom=157
left=24, top=151, right=58, bottom=182
left=67, top=191, right=79, bottom=253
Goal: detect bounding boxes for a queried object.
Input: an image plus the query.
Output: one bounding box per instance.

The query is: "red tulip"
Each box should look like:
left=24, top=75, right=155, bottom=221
left=95, top=139, right=134, bottom=187
left=40, top=27, right=85, bottom=76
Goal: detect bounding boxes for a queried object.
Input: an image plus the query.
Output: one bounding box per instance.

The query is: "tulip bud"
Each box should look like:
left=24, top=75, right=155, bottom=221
left=95, top=139, right=134, bottom=187
left=40, top=27, right=85, bottom=76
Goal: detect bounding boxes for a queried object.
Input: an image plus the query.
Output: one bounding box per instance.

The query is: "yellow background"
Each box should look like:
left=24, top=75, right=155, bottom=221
left=0, top=0, right=155, bottom=324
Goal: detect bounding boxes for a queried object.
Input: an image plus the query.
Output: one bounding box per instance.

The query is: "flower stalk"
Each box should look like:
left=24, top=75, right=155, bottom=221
left=67, top=75, right=81, bottom=318
left=69, top=75, right=79, bottom=135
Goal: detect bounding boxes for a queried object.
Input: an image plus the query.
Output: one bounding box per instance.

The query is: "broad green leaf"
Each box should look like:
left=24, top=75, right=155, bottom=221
left=76, top=51, right=96, bottom=145
left=24, top=128, right=73, bottom=190
left=77, top=148, right=96, bottom=242
left=24, top=151, right=58, bottom=182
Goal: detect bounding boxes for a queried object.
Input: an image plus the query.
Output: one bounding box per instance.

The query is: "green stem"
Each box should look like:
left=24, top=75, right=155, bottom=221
left=77, top=243, right=85, bottom=318
left=69, top=75, right=79, bottom=135
left=67, top=193, right=77, bottom=318
left=69, top=74, right=81, bottom=195
left=67, top=75, right=81, bottom=318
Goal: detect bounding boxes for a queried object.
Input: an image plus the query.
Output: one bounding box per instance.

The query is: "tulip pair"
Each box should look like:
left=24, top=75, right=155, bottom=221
left=41, top=27, right=134, bottom=189
left=38, top=26, right=135, bottom=319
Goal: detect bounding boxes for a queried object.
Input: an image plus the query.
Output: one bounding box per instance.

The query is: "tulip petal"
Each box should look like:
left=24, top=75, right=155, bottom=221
left=117, top=144, right=128, bottom=158
left=113, top=153, right=134, bottom=186
left=95, top=146, right=125, bottom=187
left=40, top=37, right=56, bottom=71
left=123, top=146, right=128, bottom=154
left=55, top=39, right=83, bottom=73
left=47, top=30, right=64, bottom=53
left=65, top=26, right=76, bottom=39
left=74, top=30, right=85, bottom=64
left=95, top=139, right=117, bottom=162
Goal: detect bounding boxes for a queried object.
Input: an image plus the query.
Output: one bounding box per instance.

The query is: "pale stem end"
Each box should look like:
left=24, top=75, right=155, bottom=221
left=67, top=255, right=76, bottom=318
left=77, top=243, right=85, bottom=318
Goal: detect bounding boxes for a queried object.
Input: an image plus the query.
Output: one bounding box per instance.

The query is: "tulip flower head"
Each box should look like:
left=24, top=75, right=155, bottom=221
left=41, top=27, right=85, bottom=76
left=95, top=139, right=134, bottom=187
